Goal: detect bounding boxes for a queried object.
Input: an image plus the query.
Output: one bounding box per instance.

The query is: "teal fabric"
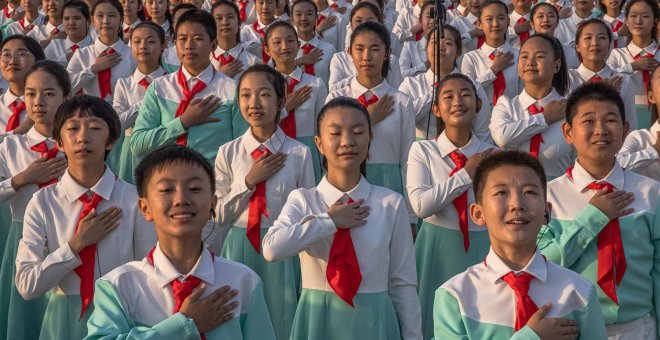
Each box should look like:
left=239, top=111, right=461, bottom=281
left=290, top=289, right=402, bottom=340
left=0, top=221, right=47, bottom=340
left=221, top=227, right=300, bottom=340
left=416, top=221, right=490, bottom=340
left=0, top=201, right=11, bottom=263
left=85, top=278, right=276, bottom=339
left=365, top=163, right=403, bottom=194
left=40, top=294, right=90, bottom=340
left=297, top=136, right=322, bottom=183
left=117, top=134, right=135, bottom=184
left=105, top=132, right=124, bottom=175
left=539, top=207, right=660, bottom=328
left=635, top=104, right=652, bottom=130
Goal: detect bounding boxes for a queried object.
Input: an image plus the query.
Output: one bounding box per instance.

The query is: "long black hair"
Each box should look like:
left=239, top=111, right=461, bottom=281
left=520, top=33, right=569, bottom=96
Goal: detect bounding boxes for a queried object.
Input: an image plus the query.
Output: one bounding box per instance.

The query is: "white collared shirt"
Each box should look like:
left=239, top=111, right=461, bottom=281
left=67, top=38, right=137, bottom=102
left=27, top=21, right=64, bottom=45
left=447, top=4, right=467, bottom=22
left=607, top=41, right=660, bottom=111
left=602, top=13, right=627, bottom=47
left=450, top=13, right=479, bottom=53
left=328, top=51, right=403, bottom=91
left=461, top=42, right=522, bottom=108
left=407, top=132, right=494, bottom=227
left=0, top=127, right=63, bottom=222
left=213, top=127, right=315, bottom=248
left=262, top=176, right=422, bottom=340
left=555, top=11, right=595, bottom=46
left=280, top=67, right=327, bottom=137
left=399, top=38, right=428, bottom=79
left=398, top=68, right=493, bottom=143
left=15, top=167, right=157, bottom=299
left=618, top=120, right=660, bottom=181
left=96, top=243, right=263, bottom=329
left=0, top=4, right=23, bottom=25
left=155, top=63, right=235, bottom=102
left=393, top=4, right=422, bottom=43
left=568, top=63, right=637, bottom=129
left=240, top=18, right=271, bottom=58
left=315, top=6, right=346, bottom=47
left=210, top=43, right=259, bottom=81
left=490, top=88, right=575, bottom=178
left=296, top=34, right=336, bottom=85
left=112, top=66, right=166, bottom=133
left=44, top=35, right=93, bottom=67
left=0, top=90, right=25, bottom=136
left=562, top=43, right=581, bottom=70
left=508, top=11, right=533, bottom=49
left=5, top=13, right=45, bottom=35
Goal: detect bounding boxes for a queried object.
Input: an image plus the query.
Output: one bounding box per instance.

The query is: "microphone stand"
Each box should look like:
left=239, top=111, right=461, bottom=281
left=425, top=0, right=446, bottom=140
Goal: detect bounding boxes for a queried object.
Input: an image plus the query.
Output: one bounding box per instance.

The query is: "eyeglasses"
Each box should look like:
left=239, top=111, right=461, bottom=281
left=0, top=50, right=32, bottom=62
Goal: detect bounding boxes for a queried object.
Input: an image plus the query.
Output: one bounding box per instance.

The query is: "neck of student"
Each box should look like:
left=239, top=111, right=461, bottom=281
left=582, top=59, right=605, bottom=73
left=71, top=32, right=86, bottom=43
left=138, top=62, right=159, bottom=75
left=575, top=8, right=591, bottom=18
left=184, top=61, right=210, bottom=77
left=125, top=15, right=138, bottom=25
left=276, top=59, right=297, bottom=75
left=99, top=35, right=119, bottom=46
left=34, top=122, right=53, bottom=137
left=9, top=82, right=24, bottom=97
left=487, top=37, right=505, bottom=49
left=445, top=128, right=471, bottom=148
left=68, top=162, right=105, bottom=189
left=152, top=16, right=165, bottom=25
left=514, top=8, right=530, bottom=16
left=217, top=36, right=237, bottom=51
left=493, top=242, right=536, bottom=271
left=261, top=16, right=275, bottom=26
left=25, top=9, right=38, bottom=22
left=525, top=82, right=552, bottom=100
left=633, top=35, right=653, bottom=49
left=356, top=73, right=383, bottom=89
left=251, top=124, right=276, bottom=143
left=437, top=61, right=454, bottom=77
left=577, top=157, right=615, bottom=180
left=49, top=16, right=61, bottom=26
left=606, top=8, right=620, bottom=18
left=158, top=238, right=203, bottom=275
left=299, top=29, right=314, bottom=41
left=326, top=168, right=361, bottom=192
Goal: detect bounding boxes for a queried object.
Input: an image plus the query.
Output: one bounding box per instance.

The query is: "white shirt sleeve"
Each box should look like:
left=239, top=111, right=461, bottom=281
left=489, top=95, right=549, bottom=147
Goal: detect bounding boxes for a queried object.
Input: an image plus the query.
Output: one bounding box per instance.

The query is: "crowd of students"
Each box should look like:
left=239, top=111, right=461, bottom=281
left=0, top=0, right=658, bottom=338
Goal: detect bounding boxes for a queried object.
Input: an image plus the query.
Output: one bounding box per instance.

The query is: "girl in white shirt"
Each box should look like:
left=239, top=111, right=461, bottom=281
left=449, top=0, right=483, bottom=54
left=112, top=22, right=166, bottom=184
left=399, top=1, right=434, bottom=79
left=0, top=60, right=67, bottom=340
left=214, top=64, right=315, bottom=340
left=311, top=0, right=345, bottom=47
left=407, top=72, right=495, bottom=340
left=461, top=0, right=521, bottom=108
left=326, top=21, right=415, bottom=224
left=339, top=0, right=402, bottom=57
left=607, top=0, right=660, bottom=129
left=5, top=0, right=45, bottom=36
left=66, top=0, right=137, bottom=104
left=291, top=0, right=336, bottom=86
left=265, top=21, right=327, bottom=181
left=28, top=0, right=65, bottom=48
left=275, top=0, right=290, bottom=22
left=618, top=65, right=660, bottom=181
left=44, top=1, right=93, bottom=68
left=119, top=0, right=144, bottom=44
left=490, top=33, right=575, bottom=179
left=400, top=25, right=492, bottom=143
left=240, top=0, right=278, bottom=64
left=144, top=0, right=173, bottom=44
left=599, top=0, right=628, bottom=48
left=529, top=2, right=579, bottom=69
left=568, top=19, right=636, bottom=127
left=210, top=1, right=259, bottom=81
left=262, top=96, right=422, bottom=340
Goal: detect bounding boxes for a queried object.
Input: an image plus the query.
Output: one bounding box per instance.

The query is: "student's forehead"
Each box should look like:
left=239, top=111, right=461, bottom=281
left=485, top=165, right=542, bottom=187
left=575, top=99, right=621, bottom=116
left=151, top=162, right=211, bottom=182
left=177, top=22, right=209, bottom=34
left=322, top=108, right=368, bottom=126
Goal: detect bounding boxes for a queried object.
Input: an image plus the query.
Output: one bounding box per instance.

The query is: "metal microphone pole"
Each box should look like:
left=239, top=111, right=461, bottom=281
left=425, top=1, right=446, bottom=140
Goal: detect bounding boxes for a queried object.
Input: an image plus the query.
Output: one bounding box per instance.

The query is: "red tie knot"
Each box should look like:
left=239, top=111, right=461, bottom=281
left=138, top=77, right=150, bottom=89
left=287, top=77, right=299, bottom=94
left=501, top=271, right=535, bottom=298
left=449, top=150, right=467, bottom=169
left=528, top=103, right=543, bottom=115
left=590, top=75, right=603, bottom=83
left=517, top=17, right=527, bottom=23
left=357, top=91, right=378, bottom=108
left=71, top=44, right=79, bottom=52
left=302, top=43, right=315, bottom=54
left=252, top=147, right=271, bottom=160
left=171, top=275, right=202, bottom=313
left=10, top=99, right=25, bottom=115
left=587, top=181, right=614, bottom=193
left=489, top=51, right=497, bottom=61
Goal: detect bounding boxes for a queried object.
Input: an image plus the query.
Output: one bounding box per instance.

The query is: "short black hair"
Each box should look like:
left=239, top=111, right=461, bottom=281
left=473, top=150, right=547, bottom=203
left=172, top=2, right=197, bottom=20
left=0, top=35, right=45, bottom=61
left=175, top=9, right=217, bottom=41
left=565, top=82, right=625, bottom=125
left=26, top=60, right=71, bottom=96
left=53, top=95, right=121, bottom=159
left=135, top=145, right=215, bottom=197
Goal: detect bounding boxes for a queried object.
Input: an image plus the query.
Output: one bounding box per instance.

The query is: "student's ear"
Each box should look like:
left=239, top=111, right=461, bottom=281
left=469, top=203, right=487, bottom=226
left=432, top=102, right=441, bottom=118
left=210, top=194, right=218, bottom=220
left=210, top=38, right=217, bottom=51
left=264, top=44, right=272, bottom=58
left=475, top=96, right=482, bottom=114
left=561, top=120, right=573, bottom=145
left=553, top=58, right=561, bottom=74
left=623, top=120, right=630, bottom=139
left=544, top=201, right=552, bottom=224
left=314, top=135, right=324, bottom=156
left=138, top=198, right=154, bottom=222
left=476, top=18, right=483, bottom=30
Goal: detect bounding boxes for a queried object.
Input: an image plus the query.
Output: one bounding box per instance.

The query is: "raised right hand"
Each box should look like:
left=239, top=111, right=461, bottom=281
left=631, top=57, right=659, bottom=72
left=91, top=51, right=122, bottom=74
left=316, top=14, right=338, bottom=33
left=589, top=189, right=635, bottom=220
left=68, top=207, right=123, bottom=253
left=179, top=96, right=222, bottom=129
left=527, top=303, right=580, bottom=340
left=328, top=198, right=370, bottom=229
left=284, top=85, right=312, bottom=112
left=12, top=156, right=67, bottom=191
left=464, top=148, right=496, bottom=178
left=217, top=59, right=245, bottom=79
left=367, top=94, right=395, bottom=124
left=180, top=284, right=240, bottom=333
left=542, top=99, right=567, bottom=124
left=490, top=52, right=514, bottom=74
left=244, top=152, right=287, bottom=190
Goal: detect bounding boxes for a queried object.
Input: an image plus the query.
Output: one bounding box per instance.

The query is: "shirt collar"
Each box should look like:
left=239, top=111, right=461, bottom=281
left=424, top=68, right=435, bottom=86
left=150, top=242, right=215, bottom=288
left=94, top=38, right=125, bottom=55
left=483, top=247, right=547, bottom=284
left=283, top=67, right=303, bottom=83
left=627, top=40, right=659, bottom=57
left=570, top=159, right=625, bottom=192
left=456, top=4, right=466, bottom=16
left=480, top=41, right=512, bottom=57
left=123, top=18, right=142, bottom=30
left=45, top=21, right=63, bottom=32
left=66, top=35, right=92, bottom=49
left=576, top=63, right=613, bottom=80
left=61, top=166, right=116, bottom=204
left=241, top=126, right=286, bottom=155
left=22, top=13, right=43, bottom=25
left=466, top=12, right=478, bottom=23
left=2, top=90, right=21, bottom=107
left=25, top=126, right=52, bottom=147
left=571, top=11, right=592, bottom=24
left=299, top=35, right=320, bottom=47
left=518, top=88, right=560, bottom=110
left=602, top=13, right=624, bottom=23
left=510, top=11, right=529, bottom=22
left=317, top=175, right=371, bottom=207
left=436, top=131, right=482, bottom=158
left=133, top=67, right=165, bottom=82
left=181, top=63, right=215, bottom=85
left=213, top=43, right=242, bottom=59
left=349, top=77, right=389, bottom=100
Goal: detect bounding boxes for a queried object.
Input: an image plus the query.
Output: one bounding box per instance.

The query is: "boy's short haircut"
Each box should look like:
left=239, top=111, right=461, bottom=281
left=135, top=145, right=215, bottom=197
left=566, top=82, right=626, bottom=125
left=52, top=95, right=121, bottom=159
left=175, top=9, right=217, bottom=42
left=172, top=3, right=198, bottom=20
left=473, top=150, right=547, bottom=203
